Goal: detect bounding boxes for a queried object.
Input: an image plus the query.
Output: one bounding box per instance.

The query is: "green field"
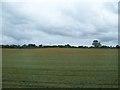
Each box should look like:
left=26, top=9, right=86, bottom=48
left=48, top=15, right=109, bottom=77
left=2, top=48, right=118, bottom=88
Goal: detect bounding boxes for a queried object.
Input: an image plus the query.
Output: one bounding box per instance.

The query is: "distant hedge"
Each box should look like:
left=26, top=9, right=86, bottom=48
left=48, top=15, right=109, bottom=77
left=0, top=44, right=120, bottom=49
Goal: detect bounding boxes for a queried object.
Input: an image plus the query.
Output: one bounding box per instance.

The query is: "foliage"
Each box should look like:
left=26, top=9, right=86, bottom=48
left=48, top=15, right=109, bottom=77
left=92, top=40, right=101, bottom=48
left=1, top=44, right=120, bottom=49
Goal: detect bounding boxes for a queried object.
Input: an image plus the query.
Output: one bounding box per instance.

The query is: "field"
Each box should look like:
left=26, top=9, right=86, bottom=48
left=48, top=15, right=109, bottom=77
left=2, top=48, right=118, bottom=88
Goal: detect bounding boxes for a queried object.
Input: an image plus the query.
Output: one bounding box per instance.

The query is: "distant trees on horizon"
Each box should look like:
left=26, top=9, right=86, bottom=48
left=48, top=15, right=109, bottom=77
left=92, top=40, right=101, bottom=48
left=0, top=44, right=120, bottom=49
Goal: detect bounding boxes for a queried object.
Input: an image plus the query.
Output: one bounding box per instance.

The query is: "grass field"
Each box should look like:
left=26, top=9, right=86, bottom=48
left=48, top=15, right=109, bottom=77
left=2, top=48, right=118, bottom=88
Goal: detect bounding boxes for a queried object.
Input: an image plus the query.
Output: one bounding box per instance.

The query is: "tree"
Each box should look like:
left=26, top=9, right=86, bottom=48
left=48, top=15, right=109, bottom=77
left=92, top=40, right=101, bottom=48
left=116, top=45, right=120, bottom=48
left=65, top=44, right=71, bottom=48
left=38, top=44, right=43, bottom=48
left=28, top=44, right=37, bottom=48
left=22, top=44, right=27, bottom=48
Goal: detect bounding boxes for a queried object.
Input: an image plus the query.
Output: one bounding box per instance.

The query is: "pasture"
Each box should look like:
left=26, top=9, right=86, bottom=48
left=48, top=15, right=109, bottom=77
left=2, top=48, right=118, bottom=88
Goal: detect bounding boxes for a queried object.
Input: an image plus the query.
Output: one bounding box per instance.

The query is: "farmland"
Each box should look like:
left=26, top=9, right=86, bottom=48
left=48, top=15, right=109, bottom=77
left=2, top=48, right=118, bottom=88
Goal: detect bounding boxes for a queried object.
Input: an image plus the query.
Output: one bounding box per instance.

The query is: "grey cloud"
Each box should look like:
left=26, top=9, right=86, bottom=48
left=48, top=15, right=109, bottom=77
left=103, top=2, right=118, bottom=14
left=1, top=1, right=118, bottom=46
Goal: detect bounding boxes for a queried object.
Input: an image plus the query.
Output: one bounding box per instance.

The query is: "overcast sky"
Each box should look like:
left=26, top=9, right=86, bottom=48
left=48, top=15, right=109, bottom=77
left=1, top=0, right=118, bottom=46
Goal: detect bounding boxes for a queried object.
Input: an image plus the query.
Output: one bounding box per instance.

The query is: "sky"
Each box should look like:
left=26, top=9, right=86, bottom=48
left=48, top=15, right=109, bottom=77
left=1, top=0, right=119, bottom=46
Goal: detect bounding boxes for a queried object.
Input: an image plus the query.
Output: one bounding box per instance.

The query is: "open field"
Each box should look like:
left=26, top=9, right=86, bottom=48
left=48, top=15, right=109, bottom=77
left=0, top=48, right=2, bottom=89
left=2, top=48, right=118, bottom=88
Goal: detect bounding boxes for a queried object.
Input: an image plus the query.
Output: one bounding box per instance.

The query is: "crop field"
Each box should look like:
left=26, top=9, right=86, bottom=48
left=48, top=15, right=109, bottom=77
left=2, top=48, right=118, bottom=88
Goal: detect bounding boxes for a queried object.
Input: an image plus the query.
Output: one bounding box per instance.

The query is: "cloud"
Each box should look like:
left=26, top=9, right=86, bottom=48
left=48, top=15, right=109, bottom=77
left=1, top=0, right=118, bottom=46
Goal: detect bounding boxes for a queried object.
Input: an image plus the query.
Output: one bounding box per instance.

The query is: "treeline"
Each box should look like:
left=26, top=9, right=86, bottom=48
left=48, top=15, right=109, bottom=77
left=0, top=44, right=120, bottom=49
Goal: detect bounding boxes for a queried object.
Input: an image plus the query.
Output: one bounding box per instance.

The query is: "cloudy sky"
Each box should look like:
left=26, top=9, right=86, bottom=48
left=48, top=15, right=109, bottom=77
left=1, top=0, right=118, bottom=46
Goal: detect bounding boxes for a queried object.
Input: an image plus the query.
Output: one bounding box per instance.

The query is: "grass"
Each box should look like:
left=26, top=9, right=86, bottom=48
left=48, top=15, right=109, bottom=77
left=2, top=48, right=118, bottom=88
left=0, top=48, right=2, bottom=89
